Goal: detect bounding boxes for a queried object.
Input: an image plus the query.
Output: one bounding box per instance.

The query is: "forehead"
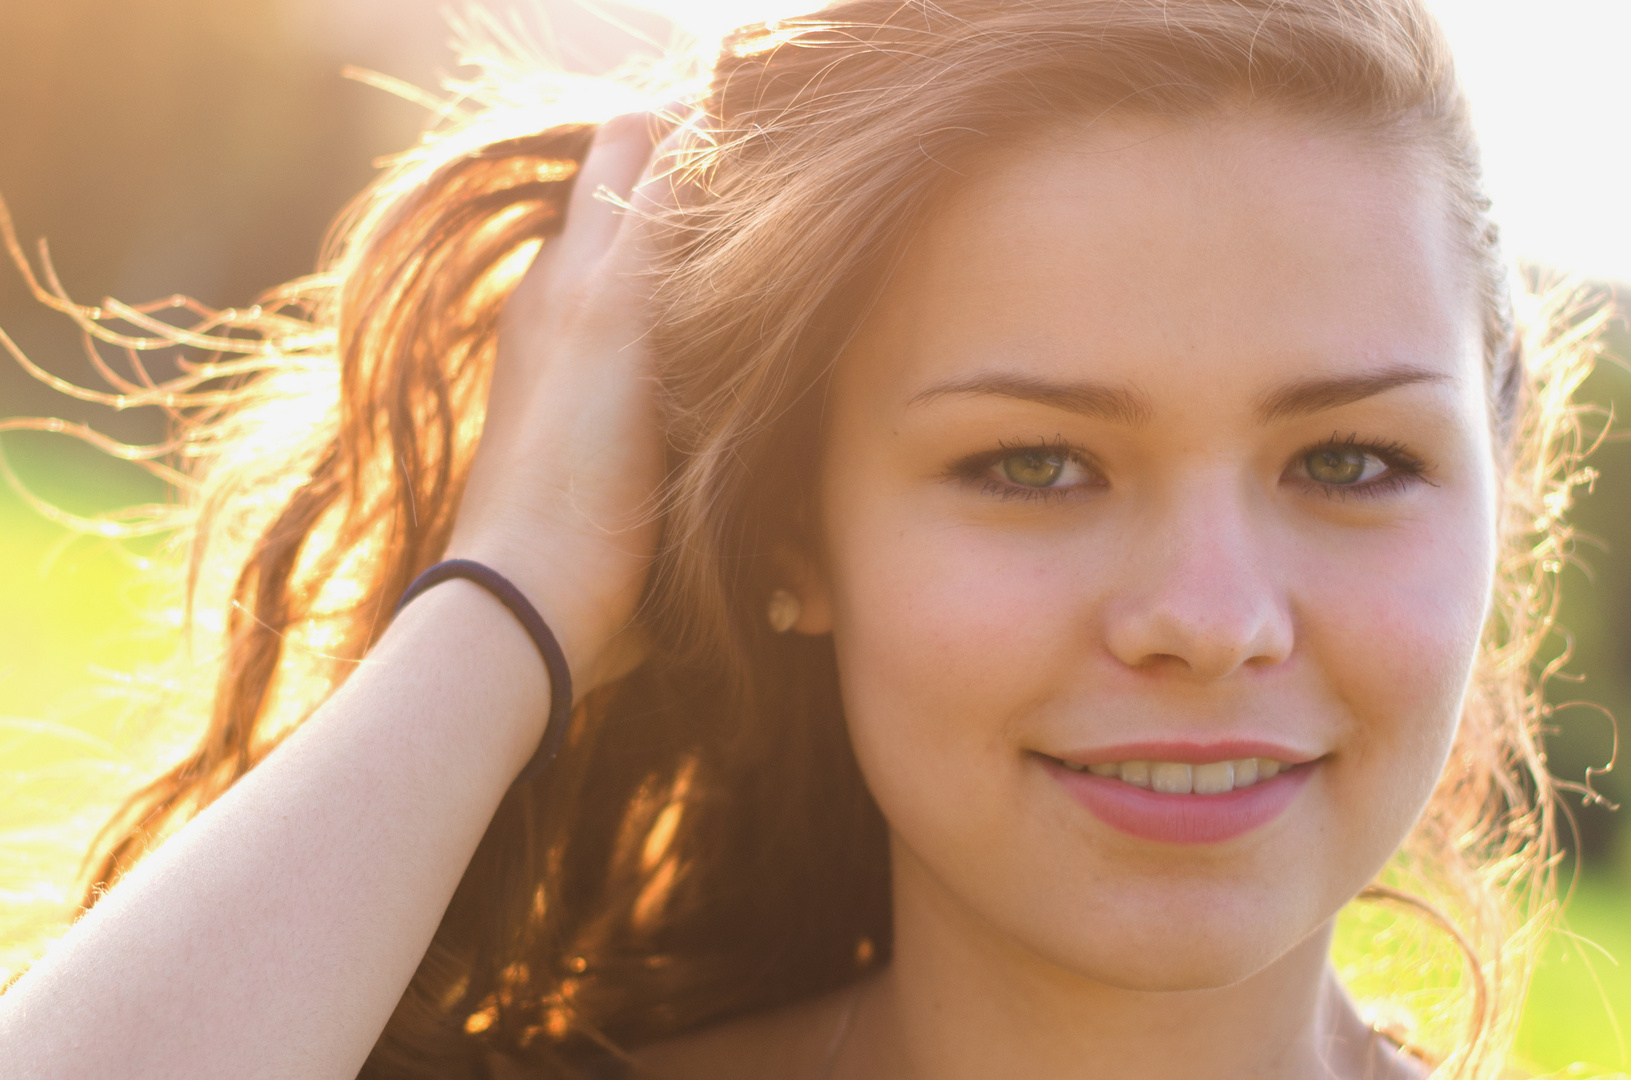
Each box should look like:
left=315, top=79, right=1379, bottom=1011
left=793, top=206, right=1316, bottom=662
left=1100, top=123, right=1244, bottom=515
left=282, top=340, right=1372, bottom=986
left=838, top=112, right=1480, bottom=415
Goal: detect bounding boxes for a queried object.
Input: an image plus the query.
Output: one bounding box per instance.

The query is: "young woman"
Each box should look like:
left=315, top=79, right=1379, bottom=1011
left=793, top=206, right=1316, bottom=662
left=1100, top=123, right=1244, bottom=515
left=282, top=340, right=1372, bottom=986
left=0, top=0, right=1597, bottom=1077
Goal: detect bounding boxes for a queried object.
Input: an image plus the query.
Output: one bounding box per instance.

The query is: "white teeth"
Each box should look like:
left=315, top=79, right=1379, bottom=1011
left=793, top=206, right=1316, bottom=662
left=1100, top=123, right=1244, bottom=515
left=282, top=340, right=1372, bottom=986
left=1191, top=761, right=1234, bottom=795
left=1150, top=762, right=1193, bottom=794
left=1232, top=757, right=1259, bottom=787
left=1061, top=755, right=1291, bottom=794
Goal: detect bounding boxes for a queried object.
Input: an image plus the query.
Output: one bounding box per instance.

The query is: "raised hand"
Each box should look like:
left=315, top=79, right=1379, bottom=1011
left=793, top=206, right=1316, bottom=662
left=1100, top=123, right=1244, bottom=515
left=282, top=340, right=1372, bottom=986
left=448, top=109, right=686, bottom=692
left=0, top=110, right=700, bottom=1080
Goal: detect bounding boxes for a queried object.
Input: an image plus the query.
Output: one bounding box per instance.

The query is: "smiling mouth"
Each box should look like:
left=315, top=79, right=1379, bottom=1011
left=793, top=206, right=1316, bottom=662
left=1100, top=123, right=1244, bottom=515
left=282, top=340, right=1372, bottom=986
left=1049, top=756, right=1287, bottom=795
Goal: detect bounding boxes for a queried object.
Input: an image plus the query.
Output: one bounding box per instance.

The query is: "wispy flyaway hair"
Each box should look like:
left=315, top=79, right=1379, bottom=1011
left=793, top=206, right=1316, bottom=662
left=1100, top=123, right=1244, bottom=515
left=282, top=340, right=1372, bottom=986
left=1, top=2, right=1606, bottom=1077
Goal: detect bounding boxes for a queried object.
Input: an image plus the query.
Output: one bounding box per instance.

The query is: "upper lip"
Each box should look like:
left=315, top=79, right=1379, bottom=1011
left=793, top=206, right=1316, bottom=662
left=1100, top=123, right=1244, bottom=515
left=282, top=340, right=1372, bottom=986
left=1045, top=740, right=1322, bottom=767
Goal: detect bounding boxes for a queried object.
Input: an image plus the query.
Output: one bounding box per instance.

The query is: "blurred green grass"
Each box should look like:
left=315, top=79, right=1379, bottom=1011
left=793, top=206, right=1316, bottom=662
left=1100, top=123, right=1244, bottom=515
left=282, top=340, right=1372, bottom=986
left=0, top=440, right=1626, bottom=1076
left=1330, top=859, right=1631, bottom=1076
left=0, top=437, right=171, bottom=766
left=1519, top=862, right=1631, bottom=1075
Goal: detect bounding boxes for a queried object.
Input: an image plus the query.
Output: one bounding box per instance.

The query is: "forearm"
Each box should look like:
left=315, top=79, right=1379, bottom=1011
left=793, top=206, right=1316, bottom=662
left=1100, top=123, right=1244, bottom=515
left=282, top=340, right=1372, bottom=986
left=0, top=582, right=550, bottom=1080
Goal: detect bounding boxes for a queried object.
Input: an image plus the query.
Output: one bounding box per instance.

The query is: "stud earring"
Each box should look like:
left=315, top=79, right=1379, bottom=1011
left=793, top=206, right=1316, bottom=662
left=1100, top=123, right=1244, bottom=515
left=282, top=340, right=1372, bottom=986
left=767, top=588, right=802, bottom=633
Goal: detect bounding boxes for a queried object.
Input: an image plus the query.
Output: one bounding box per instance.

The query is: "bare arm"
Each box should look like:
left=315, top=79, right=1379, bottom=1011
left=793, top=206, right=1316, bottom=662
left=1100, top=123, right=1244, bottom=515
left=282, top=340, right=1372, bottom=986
left=0, top=113, right=671, bottom=1080
left=2, top=584, right=549, bottom=1078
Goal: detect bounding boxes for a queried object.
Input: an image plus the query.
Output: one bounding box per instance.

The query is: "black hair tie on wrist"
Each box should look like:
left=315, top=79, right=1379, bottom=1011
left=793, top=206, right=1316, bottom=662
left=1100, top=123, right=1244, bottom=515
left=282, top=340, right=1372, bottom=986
left=395, top=559, right=573, bottom=790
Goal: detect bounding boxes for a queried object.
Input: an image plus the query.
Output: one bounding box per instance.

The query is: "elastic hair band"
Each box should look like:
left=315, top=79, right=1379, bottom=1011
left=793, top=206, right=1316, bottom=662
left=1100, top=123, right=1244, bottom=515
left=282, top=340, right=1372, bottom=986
left=395, top=559, right=573, bottom=790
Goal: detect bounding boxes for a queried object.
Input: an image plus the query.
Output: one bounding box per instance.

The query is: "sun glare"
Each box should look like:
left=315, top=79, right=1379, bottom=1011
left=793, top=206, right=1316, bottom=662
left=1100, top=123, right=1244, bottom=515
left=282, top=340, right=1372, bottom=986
left=1428, top=0, right=1631, bottom=284
left=625, top=0, right=1631, bottom=284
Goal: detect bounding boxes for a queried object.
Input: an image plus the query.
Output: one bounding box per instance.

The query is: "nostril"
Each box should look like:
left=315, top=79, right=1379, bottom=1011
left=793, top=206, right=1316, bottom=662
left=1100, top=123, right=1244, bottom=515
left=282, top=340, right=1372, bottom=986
left=1109, top=618, right=1291, bottom=680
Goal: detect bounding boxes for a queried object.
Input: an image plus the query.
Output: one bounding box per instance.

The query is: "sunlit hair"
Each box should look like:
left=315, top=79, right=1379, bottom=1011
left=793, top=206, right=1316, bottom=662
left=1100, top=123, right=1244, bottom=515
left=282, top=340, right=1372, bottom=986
left=0, top=1, right=1609, bottom=1076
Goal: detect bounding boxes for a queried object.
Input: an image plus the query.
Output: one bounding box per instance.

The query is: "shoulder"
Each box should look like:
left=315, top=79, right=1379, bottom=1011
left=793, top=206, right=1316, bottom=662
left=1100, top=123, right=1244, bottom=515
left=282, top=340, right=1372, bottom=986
left=628, top=983, right=862, bottom=1080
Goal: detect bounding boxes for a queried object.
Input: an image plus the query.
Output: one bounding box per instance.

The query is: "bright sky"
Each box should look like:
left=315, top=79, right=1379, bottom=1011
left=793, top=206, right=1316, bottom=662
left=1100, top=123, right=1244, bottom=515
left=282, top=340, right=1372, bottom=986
left=1430, top=0, right=1631, bottom=284
left=621, top=0, right=1631, bottom=284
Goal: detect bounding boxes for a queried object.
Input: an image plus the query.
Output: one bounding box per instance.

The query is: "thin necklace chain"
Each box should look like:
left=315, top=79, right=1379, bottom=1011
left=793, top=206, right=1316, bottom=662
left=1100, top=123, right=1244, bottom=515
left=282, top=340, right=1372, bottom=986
left=817, top=983, right=864, bottom=1080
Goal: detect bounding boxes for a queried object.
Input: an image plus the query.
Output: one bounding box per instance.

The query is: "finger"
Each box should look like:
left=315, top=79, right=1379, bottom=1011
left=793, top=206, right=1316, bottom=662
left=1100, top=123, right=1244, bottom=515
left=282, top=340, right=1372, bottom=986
left=551, top=111, right=673, bottom=267
left=629, top=105, right=712, bottom=220
left=605, top=105, right=711, bottom=273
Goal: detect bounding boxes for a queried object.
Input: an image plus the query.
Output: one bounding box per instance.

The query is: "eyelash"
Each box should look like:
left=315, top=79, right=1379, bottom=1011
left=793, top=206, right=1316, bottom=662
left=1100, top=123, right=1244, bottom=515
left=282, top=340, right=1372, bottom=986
left=1293, top=433, right=1432, bottom=501
left=948, top=437, right=1102, bottom=503
left=949, top=434, right=1431, bottom=503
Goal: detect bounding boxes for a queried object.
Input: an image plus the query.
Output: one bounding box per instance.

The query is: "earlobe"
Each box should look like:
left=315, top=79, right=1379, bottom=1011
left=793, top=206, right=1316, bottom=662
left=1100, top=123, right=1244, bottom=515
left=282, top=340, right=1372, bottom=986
left=791, top=578, right=833, bottom=634
left=764, top=583, right=834, bottom=634
left=768, top=546, right=834, bottom=635
left=767, top=589, right=802, bottom=633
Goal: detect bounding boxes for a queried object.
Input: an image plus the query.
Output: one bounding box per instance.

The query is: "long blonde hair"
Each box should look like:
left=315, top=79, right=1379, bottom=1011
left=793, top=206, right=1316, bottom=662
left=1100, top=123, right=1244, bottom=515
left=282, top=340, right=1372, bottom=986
left=1, top=1, right=1605, bottom=1076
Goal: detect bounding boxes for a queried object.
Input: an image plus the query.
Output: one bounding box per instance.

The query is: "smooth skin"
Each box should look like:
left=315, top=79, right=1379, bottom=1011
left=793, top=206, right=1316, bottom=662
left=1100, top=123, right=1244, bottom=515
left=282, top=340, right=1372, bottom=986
left=0, top=110, right=1492, bottom=1080
left=642, top=115, right=1492, bottom=1079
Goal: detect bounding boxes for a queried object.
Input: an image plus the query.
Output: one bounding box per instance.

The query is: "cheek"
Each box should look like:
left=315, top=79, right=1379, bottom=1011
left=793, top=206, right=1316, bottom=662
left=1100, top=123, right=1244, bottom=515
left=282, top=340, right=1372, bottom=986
left=1300, top=501, right=1496, bottom=839
left=819, top=485, right=1098, bottom=863
left=824, top=497, right=1080, bottom=749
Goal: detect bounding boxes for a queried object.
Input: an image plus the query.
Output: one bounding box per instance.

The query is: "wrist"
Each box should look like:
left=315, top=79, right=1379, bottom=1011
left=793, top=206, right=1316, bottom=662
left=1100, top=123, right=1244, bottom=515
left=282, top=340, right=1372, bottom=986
left=396, top=560, right=575, bottom=783
left=438, top=537, right=638, bottom=691
left=385, top=580, right=555, bottom=774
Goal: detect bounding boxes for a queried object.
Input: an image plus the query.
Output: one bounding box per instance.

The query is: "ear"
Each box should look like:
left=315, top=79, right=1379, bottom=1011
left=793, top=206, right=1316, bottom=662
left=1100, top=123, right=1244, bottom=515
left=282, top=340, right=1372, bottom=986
left=771, top=543, right=834, bottom=635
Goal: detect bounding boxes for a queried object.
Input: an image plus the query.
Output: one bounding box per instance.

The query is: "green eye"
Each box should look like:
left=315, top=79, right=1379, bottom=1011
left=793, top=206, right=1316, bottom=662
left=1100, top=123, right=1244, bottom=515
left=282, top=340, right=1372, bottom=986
left=1001, top=450, right=1066, bottom=487
left=1305, top=446, right=1371, bottom=485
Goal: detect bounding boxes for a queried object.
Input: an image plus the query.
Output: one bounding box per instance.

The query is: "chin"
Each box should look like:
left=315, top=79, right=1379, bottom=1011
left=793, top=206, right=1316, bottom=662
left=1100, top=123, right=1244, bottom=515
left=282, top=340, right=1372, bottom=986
left=894, top=823, right=1337, bottom=996
left=1054, top=931, right=1310, bottom=994
left=1025, top=888, right=1328, bottom=994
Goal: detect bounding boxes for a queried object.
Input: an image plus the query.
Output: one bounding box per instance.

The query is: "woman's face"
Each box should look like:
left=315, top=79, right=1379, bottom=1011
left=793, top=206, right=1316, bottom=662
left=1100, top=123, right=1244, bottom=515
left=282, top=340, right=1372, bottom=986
left=807, top=112, right=1497, bottom=990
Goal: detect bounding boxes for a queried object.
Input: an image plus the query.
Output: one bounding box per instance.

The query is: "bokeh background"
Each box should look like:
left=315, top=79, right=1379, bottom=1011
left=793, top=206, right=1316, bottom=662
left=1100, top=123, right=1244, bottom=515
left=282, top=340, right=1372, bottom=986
left=0, top=0, right=1626, bottom=1073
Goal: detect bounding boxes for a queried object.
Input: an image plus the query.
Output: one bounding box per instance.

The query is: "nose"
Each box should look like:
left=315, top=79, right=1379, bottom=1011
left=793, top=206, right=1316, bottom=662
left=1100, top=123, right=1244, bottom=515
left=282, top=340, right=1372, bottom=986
left=1102, top=482, right=1293, bottom=680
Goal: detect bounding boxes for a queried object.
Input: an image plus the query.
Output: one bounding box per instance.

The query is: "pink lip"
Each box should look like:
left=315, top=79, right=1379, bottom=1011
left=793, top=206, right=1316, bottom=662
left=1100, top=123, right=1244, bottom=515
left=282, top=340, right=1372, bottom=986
left=1042, top=746, right=1317, bottom=845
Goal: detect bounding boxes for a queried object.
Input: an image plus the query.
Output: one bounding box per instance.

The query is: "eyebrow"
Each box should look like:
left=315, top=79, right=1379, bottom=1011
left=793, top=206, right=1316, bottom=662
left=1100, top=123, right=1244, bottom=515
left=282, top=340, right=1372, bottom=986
left=1252, top=365, right=1450, bottom=423
left=908, top=364, right=1448, bottom=426
left=908, top=373, right=1154, bottom=425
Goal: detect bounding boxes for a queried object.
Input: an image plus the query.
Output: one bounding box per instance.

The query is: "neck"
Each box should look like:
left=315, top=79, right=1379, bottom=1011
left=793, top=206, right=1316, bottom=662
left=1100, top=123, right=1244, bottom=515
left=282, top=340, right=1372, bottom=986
left=840, top=847, right=1391, bottom=1080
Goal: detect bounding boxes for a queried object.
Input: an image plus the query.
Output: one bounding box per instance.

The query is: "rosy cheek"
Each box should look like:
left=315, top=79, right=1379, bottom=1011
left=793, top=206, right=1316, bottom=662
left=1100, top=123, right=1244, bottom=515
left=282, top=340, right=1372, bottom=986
left=1300, top=513, right=1492, bottom=801
left=827, top=498, right=1080, bottom=754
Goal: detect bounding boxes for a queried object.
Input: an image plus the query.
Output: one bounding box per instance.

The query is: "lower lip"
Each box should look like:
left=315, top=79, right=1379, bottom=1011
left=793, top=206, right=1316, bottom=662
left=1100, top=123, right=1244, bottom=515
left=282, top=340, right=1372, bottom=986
left=1044, top=758, right=1314, bottom=845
